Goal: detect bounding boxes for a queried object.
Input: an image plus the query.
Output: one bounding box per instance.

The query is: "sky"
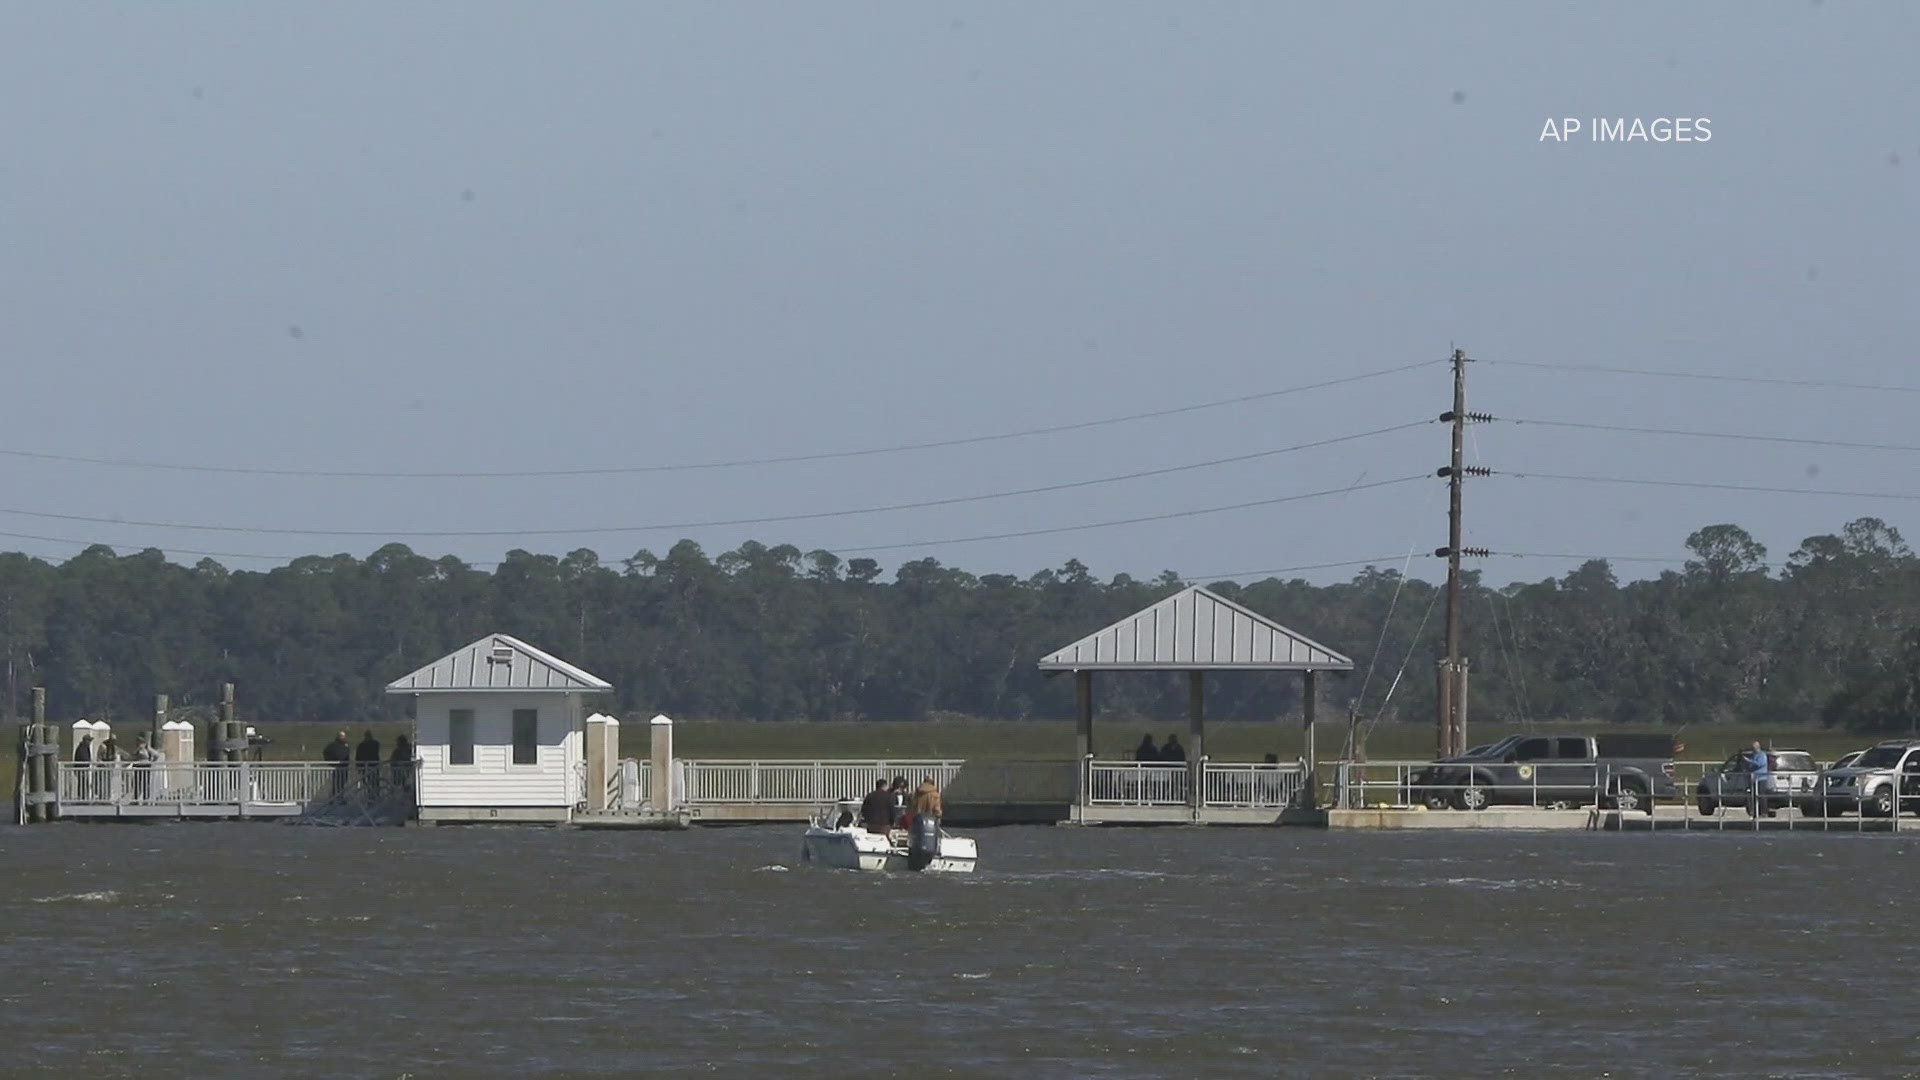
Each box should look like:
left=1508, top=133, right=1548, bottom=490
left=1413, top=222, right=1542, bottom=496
left=1, top=2, right=1914, bottom=587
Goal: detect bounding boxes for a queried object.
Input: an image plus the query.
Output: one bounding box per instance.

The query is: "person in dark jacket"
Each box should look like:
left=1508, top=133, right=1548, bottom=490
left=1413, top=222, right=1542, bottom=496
left=355, top=731, right=382, bottom=794
left=389, top=735, right=414, bottom=793
left=860, top=779, right=894, bottom=834
left=1134, top=735, right=1161, bottom=762
left=888, top=776, right=910, bottom=826
left=323, top=731, right=351, bottom=795
left=1160, top=734, right=1186, bottom=763
left=73, top=733, right=94, bottom=764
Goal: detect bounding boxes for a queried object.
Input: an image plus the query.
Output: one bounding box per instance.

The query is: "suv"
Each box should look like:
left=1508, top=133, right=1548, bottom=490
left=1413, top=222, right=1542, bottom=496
left=1694, top=749, right=1819, bottom=815
left=1811, top=740, right=1920, bottom=817
left=1412, top=734, right=1677, bottom=813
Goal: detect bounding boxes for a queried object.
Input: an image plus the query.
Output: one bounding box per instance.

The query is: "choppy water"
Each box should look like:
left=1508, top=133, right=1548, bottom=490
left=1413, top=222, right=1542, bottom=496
left=3, top=822, right=1916, bottom=1078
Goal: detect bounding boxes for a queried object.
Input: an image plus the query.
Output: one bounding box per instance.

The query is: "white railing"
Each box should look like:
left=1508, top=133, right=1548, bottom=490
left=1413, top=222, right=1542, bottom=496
left=1326, top=757, right=1920, bottom=831
left=56, top=761, right=413, bottom=809
left=604, top=759, right=652, bottom=809
left=1203, top=762, right=1306, bottom=808
left=1086, top=761, right=1189, bottom=806
left=676, top=760, right=964, bottom=805
left=1084, top=760, right=1307, bottom=808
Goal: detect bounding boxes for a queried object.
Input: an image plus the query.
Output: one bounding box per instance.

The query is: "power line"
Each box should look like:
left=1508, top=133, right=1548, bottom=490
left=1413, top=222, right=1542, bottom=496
left=0, top=421, right=1428, bottom=538
left=1179, top=556, right=1411, bottom=582
left=831, top=475, right=1427, bottom=553
left=1506, top=417, right=1920, bottom=454
left=0, top=359, right=1438, bottom=479
left=1505, top=471, right=1920, bottom=503
left=1483, top=358, right=1920, bottom=395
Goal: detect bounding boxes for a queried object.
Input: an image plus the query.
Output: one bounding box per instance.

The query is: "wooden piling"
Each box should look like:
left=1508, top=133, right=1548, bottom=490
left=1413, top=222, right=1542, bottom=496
left=33, top=688, right=56, bottom=821
left=15, top=721, right=31, bottom=825
left=221, top=683, right=237, bottom=762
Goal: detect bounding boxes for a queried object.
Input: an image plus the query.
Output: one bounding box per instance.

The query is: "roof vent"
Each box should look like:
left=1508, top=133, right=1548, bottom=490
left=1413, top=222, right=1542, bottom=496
left=487, top=645, right=514, bottom=665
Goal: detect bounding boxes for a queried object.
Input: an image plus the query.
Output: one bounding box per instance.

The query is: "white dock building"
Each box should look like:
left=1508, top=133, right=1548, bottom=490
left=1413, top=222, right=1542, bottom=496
left=385, top=634, right=613, bottom=823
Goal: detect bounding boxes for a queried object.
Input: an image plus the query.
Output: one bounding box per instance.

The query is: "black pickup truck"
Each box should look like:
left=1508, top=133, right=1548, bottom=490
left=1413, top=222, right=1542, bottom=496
left=1411, top=734, right=1678, bottom=812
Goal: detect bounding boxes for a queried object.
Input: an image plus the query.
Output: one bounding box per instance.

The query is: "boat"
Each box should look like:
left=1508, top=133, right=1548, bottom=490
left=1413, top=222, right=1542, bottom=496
left=798, top=800, right=978, bottom=873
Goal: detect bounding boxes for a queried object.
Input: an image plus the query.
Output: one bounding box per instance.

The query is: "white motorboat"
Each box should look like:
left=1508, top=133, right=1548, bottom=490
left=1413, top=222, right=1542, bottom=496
left=799, top=800, right=978, bottom=873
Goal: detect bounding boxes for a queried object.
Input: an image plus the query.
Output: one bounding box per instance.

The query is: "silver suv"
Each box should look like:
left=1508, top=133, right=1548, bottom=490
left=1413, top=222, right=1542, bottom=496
left=1695, top=749, right=1819, bottom=815
left=1810, top=740, right=1920, bottom=818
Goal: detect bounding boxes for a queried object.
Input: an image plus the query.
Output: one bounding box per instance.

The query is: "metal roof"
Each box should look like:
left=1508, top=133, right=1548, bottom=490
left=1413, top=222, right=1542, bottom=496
left=1037, top=586, right=1353, bottom=671
left=385, top=634, right=612, bottom=694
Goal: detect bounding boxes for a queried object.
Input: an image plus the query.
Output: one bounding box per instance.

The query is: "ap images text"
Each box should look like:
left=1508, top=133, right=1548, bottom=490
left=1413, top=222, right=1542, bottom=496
left=1540, top=118, right=1711, bottom=142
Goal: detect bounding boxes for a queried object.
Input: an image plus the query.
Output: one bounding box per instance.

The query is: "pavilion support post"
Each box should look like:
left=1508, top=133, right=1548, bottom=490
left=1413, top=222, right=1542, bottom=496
left=1073, top=671, right=1092, bottom=810
left=1301, top=670, right=1319, bottom=809
left=1188, top=671, right=1205, bottom=812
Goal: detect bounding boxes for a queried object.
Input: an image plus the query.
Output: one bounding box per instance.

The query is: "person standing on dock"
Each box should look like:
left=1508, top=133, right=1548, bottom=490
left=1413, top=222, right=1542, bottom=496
left=73, top=731, right=95, bottom=800
left=390, top=735, right=414, bottom=794
left=1134, top=735, right=1161, bottom=762
left=324, top=731, right=351, bottom=796
left=1747, top=741, right=1775, bottom=819
left=1160, top=735, right=1186, bottom=763
left=860, top=779, right=893, bottom=834
left=132, top=732, right=159, bottom=801
left=355, top=731, right=382, bottom=794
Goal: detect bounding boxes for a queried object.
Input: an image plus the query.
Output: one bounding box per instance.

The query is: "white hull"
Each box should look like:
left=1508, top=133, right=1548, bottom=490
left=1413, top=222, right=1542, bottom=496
left=800, top=826, right=977, bottom=873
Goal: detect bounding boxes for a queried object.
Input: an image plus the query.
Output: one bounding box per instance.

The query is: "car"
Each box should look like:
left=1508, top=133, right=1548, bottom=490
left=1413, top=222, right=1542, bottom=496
left=1810, top=740, right=1920, bottom=817
left=1830, top=749, right=1865, bottom=771
left=1694, top=749, right=1819, bottom=815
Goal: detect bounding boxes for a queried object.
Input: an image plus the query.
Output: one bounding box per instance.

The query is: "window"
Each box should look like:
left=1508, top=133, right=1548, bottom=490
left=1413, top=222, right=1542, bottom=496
left=512, top=709, right=538, bottom=765
left=449, top=709, right=475, bottom=766
left=1513, top=738, right=1551, bottom=762
left=1556, top=738, right=1592, bottom=760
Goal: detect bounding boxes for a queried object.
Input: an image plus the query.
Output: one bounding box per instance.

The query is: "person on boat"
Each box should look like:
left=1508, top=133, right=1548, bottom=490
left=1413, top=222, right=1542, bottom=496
left=913, top=775, right=944, bottom=820
left=888, top=776, right=910, bottom=825
left=1134, top=735, right=1160, bottom=762
left=73, top=732, right=94, bottom=764
left=860, top=779, right=893, bottom=834
left=1160, top=734, right=1186, bottom=763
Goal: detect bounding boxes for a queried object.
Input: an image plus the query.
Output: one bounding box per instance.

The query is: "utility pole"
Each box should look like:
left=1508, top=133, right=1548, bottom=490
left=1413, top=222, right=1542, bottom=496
left=1436, top=348, right=1489, bottom=759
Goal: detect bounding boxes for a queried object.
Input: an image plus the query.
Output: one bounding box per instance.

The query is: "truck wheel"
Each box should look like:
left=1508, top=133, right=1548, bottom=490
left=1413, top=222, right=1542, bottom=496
left=1696, top=797, right=1717, bottom=816
left=1422, top=794, right=1449, bottom=811
left=1452, top=782, right=1491, bottom=811
left=1613, top=781, right=1648, bottom=814
left=1802, top=799, right=1825, bottom=818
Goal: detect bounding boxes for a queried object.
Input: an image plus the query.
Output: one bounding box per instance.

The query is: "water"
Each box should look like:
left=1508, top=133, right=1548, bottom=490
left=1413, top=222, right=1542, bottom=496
left=3, top=823, right=1915, bottom=1078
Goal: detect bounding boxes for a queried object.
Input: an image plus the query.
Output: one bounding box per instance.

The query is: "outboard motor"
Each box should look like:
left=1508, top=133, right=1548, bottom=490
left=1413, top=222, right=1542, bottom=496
left=907, top=814, right=941, bottom=871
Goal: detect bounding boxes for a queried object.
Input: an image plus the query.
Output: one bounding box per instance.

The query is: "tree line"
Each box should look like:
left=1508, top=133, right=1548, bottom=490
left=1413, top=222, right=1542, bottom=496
left=0, top=516, right=1915, bottom=732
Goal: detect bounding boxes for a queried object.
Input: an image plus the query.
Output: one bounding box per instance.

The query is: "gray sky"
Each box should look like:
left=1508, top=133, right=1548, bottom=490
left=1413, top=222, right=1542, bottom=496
left=2, top=2, right=1914, bottom=585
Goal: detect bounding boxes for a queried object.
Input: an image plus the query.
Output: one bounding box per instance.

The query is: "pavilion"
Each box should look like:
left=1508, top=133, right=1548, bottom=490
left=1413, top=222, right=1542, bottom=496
left=1038, top=585, right=1354, bottom=823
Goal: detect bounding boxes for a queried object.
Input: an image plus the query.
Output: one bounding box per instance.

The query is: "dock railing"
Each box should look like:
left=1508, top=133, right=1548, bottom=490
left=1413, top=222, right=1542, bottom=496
left=675, top=760, right=965, bottom=805
left=57, top=760, right=416, bottom=815
left=1085, top=759, right=1304, bottom=809
left=1330, top=757, right=1914, bottom=831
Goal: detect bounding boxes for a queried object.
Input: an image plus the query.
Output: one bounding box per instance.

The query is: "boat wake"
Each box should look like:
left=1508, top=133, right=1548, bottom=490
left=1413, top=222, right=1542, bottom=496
left=32, top=890, right=119, bottom=904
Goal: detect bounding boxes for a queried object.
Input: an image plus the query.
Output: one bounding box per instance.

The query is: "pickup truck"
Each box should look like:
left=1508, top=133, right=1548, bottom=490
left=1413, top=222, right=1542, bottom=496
left=1411, top=734, right=1678, bottom=813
